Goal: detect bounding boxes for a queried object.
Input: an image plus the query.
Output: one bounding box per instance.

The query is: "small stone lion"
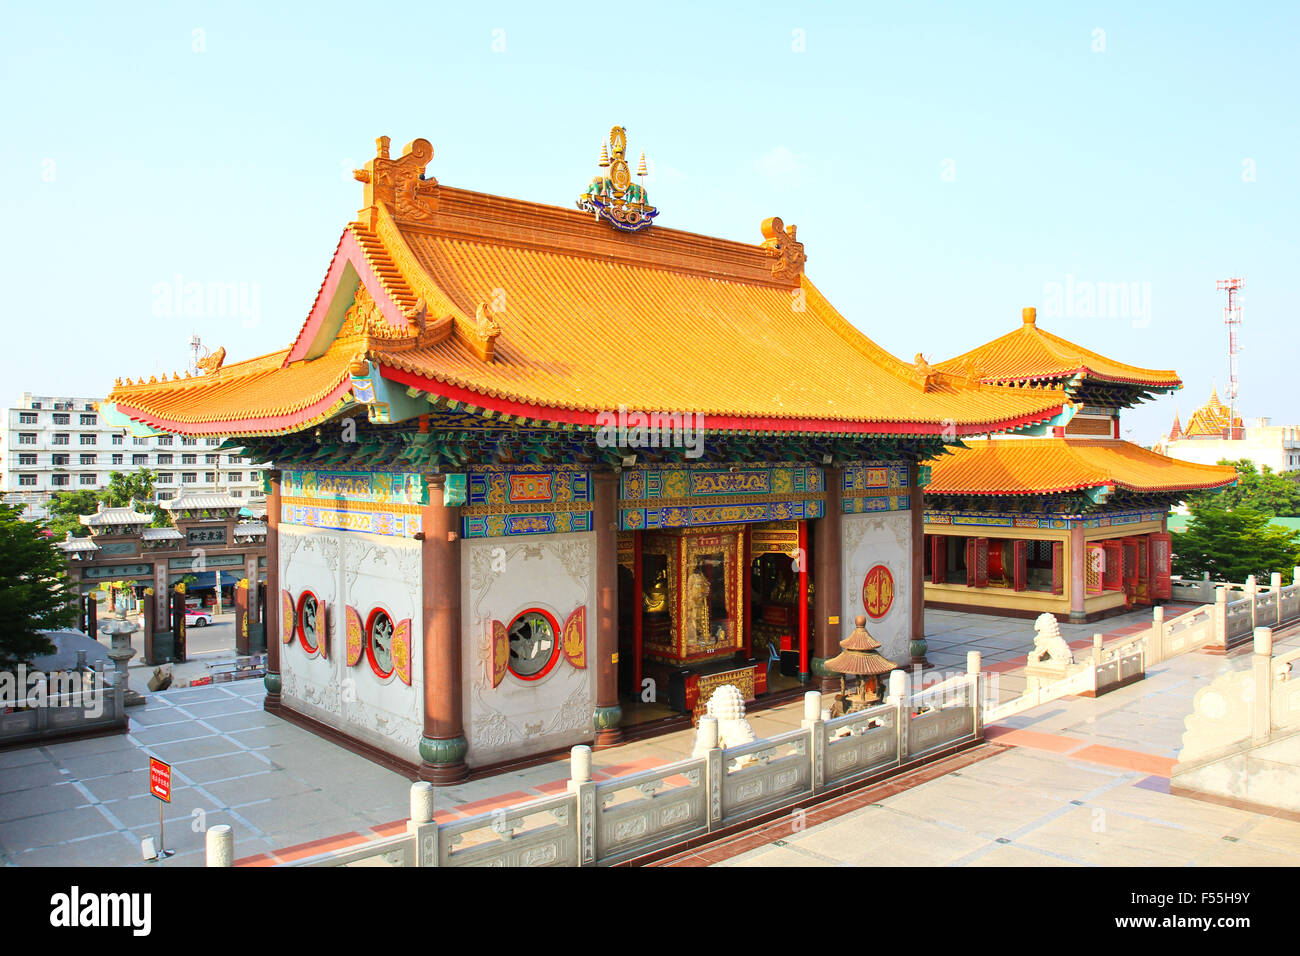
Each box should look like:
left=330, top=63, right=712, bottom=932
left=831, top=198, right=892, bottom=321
left=1027, top=612, right=1074, bottom=667
left=692, top=684, right=757, bottom=756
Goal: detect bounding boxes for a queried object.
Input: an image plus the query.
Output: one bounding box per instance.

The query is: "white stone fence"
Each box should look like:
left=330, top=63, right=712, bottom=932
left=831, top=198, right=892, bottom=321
left=1172, top=626, right=1300, bottom=805
left=207, top=670, right=982, bottom=868
left=0, top=662, right=127, bottom=746
left=986, top=569, right=1300, bottom=724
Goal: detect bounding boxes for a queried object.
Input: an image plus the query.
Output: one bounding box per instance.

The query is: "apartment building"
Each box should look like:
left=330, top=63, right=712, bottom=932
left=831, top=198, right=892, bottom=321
left=1, top=393, right=266, bottom=520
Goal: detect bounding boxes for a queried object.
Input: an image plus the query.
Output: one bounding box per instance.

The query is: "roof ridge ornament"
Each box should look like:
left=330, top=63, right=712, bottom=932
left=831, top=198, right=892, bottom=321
left=577, top=126, right=658, bottom=233
left=196, top=346, right=225, bottom=375
left=911, top=353, right=937, bottom=392
left=760, top=217, right=806, bottom=281
left=354, top=136, right=438, bottom=224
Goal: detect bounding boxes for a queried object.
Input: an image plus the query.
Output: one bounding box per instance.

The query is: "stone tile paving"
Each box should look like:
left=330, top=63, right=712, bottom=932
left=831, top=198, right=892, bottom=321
left=715, top=627, right=1300, bottom=868
left=3, top=606, right=1297, bottom=867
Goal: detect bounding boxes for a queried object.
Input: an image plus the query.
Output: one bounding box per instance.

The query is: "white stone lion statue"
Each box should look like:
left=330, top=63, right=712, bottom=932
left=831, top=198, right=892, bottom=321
left=692, top=684, right=757, bottom=756
left=1027, top=612, right=1074, bottom=668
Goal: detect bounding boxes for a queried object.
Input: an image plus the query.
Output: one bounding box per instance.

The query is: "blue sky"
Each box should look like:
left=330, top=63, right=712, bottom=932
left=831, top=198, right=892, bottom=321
left=2, top=1, right=1296, bottom=444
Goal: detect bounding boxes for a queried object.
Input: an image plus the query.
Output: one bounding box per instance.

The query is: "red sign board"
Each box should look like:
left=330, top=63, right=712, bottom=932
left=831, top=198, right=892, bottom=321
left=149, top=758, right=172, bottom=803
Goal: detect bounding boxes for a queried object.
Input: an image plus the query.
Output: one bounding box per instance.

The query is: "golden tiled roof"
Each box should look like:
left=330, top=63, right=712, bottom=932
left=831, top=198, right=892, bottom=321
left=105, top=140, right=1074, bottom=438
left=925, top=438, right=1237, bottom=496
left=936, top=308, right=1182, bottom=389
left=107, top=337, right=355, bottom=436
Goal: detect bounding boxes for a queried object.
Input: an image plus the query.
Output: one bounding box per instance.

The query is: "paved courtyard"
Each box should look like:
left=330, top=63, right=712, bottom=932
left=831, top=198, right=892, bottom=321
left=1, top=606, right=1297, bottom=867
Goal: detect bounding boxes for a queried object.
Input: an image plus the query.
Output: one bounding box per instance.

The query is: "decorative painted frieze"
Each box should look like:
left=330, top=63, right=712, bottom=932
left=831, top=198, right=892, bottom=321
left=925, top=508, right=1167, bottom=530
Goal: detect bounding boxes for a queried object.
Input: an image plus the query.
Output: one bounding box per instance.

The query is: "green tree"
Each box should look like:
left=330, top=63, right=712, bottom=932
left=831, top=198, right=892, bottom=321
left=1173, top=502, right=1300, bottom=582
left=43, top=490, right=101, bottom=540
left=0, top=505, right=77, bottom=668
left=1187, top=459, right=1300, bottom=517
left=41, top=469, right=170, bottom=538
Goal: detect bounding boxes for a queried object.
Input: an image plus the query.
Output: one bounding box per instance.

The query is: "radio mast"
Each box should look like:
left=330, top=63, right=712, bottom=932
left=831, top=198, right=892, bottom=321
left=1216, top=277, right=1243, bottom=438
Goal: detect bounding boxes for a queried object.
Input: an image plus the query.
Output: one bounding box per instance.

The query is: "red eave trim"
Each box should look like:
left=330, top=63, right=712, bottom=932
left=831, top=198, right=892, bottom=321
left=112, top=379, right=354, bottom=436
left=284, top=228, right=407, bottom=365
left=380, top=366, right=1064, bottom=437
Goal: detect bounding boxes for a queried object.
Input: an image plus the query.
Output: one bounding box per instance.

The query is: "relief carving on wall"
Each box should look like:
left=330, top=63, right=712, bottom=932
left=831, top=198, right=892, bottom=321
left=470, top=686, right=521, bottom=749
left=548, top=682, right=594, bottom=735
left=344, top=697, right=421, bottom=750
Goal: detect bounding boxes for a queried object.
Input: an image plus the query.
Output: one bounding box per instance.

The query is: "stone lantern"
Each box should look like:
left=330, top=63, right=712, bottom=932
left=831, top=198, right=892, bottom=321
left=100, top=612, right=145, bottom=707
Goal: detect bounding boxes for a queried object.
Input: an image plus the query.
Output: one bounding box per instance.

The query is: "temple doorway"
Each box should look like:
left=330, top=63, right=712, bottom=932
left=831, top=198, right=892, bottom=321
left=616, top=520, right=812, bottom=728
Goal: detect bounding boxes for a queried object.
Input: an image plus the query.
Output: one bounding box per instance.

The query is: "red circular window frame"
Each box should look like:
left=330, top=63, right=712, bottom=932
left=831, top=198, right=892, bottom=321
left=365, top=606, right=396, bottom=680
left=296, top=590, right=320, bottom=654
left=506, top=608, right=561, bottom=682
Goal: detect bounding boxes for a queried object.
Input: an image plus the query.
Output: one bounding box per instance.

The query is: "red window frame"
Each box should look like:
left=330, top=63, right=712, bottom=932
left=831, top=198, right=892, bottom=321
left=296, top=590, right=320, bottom=654
left=506, top=607, right=561, bottom=682
left=365, top=606, right=397, bottom=680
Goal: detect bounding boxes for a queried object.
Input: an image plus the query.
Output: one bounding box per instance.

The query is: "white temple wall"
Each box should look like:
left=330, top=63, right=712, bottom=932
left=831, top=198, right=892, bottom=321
left=841, top=510, right=913, bottom=663
left=461, top=531, right=598, bottom=768
left=278, top=524, right=423, bottom=763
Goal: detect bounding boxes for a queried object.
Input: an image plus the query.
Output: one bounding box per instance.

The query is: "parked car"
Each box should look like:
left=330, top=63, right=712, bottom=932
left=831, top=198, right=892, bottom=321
left=185, top=610, right=213, bottom=627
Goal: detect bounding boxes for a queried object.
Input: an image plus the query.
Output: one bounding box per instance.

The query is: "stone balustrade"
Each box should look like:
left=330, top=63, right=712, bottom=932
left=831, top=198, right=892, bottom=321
left=208, top=679, right=982, bottom=868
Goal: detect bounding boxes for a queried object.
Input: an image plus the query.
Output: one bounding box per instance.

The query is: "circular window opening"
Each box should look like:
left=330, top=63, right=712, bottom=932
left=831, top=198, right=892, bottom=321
left=507, top=609, right=559, bottom=681
left=297, top=591, right=320, bottom=653
left=366, top=608, right=395, bottom=679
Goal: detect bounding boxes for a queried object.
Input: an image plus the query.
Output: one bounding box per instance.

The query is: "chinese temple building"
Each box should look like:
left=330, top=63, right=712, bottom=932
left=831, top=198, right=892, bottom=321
left=922, top=308, right=1238, bottom=622
left=98, top=130, right=1070, bottom=783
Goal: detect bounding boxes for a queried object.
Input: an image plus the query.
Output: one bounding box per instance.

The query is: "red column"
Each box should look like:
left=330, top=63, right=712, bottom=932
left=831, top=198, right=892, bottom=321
left=593, top=471, right=623, bottom=748
left=263, top=470, right=283, bottom=712
left=1069, top=525, right=1087, bottom=622
left=632, top=529, right=643, bottom=697
left=812, top=467, right=844, bottom=692
left=742, top=524, right=753, bottom=658
left=910, top=463, right=925, bottom=642
left=419, top=474, right=468, bottom=783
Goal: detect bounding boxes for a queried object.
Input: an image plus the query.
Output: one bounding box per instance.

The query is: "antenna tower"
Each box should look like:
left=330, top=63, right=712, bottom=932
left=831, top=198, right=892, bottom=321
left=1216, top=277, right=1243, bottom=437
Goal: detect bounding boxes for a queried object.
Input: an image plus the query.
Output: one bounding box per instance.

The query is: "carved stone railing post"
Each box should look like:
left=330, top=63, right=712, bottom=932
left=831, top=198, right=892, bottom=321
left=1272, top=572, right=1284, bottom=626
left=888, top=670, right=909, bottom=761
left=407, top=781, right=440, bottom=867
left=697, top=717, right=722, bottom=831
left=205, top=824, right=233, bottom=867
left=799, top=691, right=825, bottom=790
left=566, top=745, right=597, bottom=866
left=1245, top=575, right=1258, bottom=631
left=967, top=651, right=983, bottom=737
left=1213, top=587, right=1227, bottom=647
left=1253, top=628, right=1273, bottom=745
left=1149, top=606, right=1166, bottom=665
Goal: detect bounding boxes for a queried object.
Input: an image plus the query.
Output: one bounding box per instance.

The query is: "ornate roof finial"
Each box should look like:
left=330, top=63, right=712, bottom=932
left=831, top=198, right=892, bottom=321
left=197, top=347, right=226, bottom=375
left=637, top=150, right=648, bottom=177
left=1023, top=306, right=1037, bottom=326
left=599, top=141, right=610, bottom=167
left=353, top=135, right=438, bottom=224
left=760, top=217, right=806, bottom=281
left=577, top=126, right=658, bottom=233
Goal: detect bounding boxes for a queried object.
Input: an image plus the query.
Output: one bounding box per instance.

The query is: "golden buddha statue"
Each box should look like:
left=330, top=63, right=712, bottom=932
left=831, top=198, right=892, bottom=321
left=643, top=567, right=668, bottom=615
left=686, top=561, right=711, bottom=647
